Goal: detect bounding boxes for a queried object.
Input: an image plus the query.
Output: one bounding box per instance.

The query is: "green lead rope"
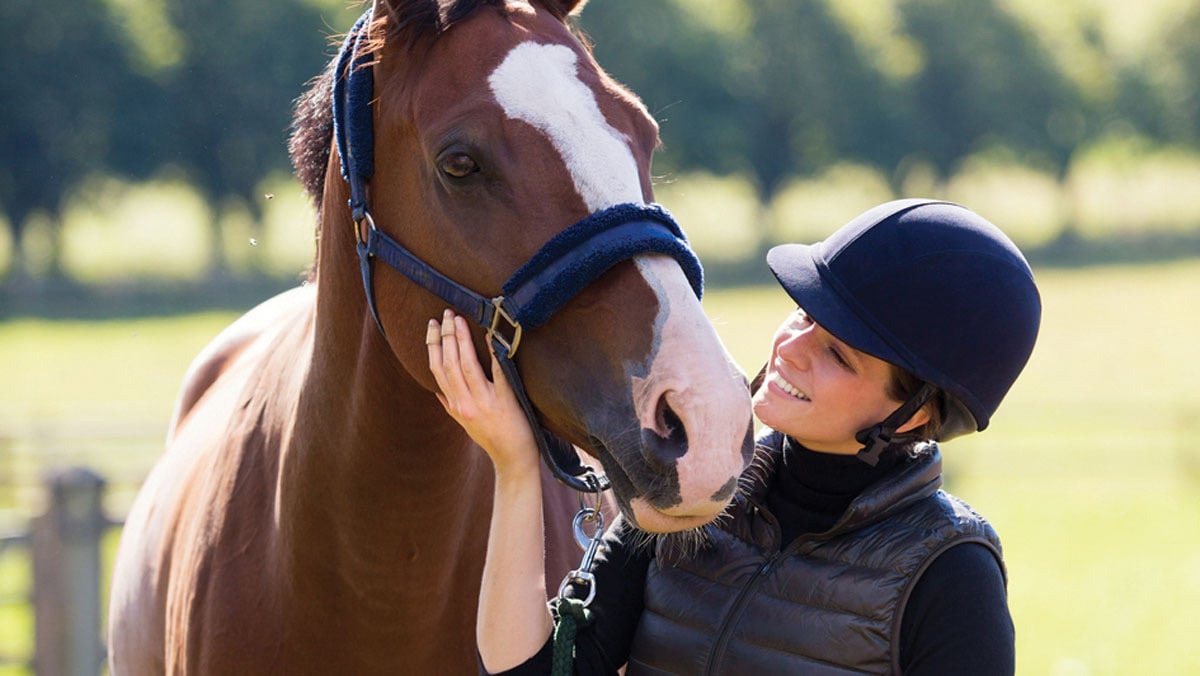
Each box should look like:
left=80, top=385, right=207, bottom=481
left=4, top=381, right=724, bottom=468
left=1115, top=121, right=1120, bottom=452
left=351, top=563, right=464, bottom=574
left=551, top=596, right=594, bottom=676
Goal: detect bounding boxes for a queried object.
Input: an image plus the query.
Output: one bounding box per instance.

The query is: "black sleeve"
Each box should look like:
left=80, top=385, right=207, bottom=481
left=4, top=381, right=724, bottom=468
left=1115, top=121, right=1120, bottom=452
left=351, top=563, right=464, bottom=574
left=899, top=542, right=1015, bottom=675
left=483, top=517, right=652, bottom=676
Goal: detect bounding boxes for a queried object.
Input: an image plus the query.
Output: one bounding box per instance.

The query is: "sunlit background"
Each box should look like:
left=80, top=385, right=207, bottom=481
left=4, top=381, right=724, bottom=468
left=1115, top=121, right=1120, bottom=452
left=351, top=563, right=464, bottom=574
left=2, top=0, right=1198, bottom=674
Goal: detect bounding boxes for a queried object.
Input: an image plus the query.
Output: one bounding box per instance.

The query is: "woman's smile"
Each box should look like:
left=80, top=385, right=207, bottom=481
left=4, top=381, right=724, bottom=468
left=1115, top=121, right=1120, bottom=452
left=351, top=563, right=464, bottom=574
left=753, top=309, right=907, bottom=455
left=766, top=369, right=810, bottom=402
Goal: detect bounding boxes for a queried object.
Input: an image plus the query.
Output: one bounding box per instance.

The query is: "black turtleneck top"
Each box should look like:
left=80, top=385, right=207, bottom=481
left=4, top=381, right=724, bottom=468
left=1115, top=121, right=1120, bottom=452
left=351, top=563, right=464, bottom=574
left=488, top=440, right=1015, bottom=675
left=767, top=435, right=907, bottom=542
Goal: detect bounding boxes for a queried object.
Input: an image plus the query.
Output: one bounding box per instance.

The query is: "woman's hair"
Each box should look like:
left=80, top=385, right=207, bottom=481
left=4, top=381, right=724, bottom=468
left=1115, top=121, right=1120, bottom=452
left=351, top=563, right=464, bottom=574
left=886, top=366, right=944, bottom=441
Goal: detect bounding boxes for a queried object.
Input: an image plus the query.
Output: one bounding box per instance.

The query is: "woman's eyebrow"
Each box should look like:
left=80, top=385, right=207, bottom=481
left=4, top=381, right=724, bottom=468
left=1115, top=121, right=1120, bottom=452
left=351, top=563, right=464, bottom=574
left=830, top=332, right=866, bottom=369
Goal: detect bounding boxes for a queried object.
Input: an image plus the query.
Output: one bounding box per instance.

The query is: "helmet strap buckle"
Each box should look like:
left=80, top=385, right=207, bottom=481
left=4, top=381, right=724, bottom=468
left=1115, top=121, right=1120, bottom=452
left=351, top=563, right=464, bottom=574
left=855, top=382, right=938, bottom=466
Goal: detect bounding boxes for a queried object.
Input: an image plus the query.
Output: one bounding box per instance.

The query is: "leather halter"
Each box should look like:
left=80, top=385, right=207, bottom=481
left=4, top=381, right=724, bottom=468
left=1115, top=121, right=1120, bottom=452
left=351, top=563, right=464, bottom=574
left=331, top=10, right=704, bottom=493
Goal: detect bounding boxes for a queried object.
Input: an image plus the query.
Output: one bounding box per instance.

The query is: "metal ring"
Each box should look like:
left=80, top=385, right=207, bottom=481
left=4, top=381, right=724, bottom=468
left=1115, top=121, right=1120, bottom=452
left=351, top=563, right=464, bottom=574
left=354, top=210, right=377, bottom=246
left=586, top=480, right=604, bottom=516
left=557, top=570, right=597, bottom=607
left=571, top=507, right=604, bottom=552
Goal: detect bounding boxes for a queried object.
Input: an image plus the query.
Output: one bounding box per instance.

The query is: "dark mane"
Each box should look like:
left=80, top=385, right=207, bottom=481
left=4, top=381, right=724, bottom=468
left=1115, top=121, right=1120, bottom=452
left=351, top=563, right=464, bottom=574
left=288, top=59, right=336, bottom=212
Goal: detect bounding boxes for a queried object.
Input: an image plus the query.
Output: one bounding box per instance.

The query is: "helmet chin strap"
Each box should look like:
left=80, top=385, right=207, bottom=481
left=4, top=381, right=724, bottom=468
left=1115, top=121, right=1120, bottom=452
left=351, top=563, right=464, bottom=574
left=855, top=382, right=939, bottom=466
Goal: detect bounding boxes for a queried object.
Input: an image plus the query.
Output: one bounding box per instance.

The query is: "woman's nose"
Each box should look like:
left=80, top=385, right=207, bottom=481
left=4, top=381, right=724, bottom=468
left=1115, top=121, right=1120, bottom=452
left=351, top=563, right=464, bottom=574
left=776, top=329, right=812, bottom=367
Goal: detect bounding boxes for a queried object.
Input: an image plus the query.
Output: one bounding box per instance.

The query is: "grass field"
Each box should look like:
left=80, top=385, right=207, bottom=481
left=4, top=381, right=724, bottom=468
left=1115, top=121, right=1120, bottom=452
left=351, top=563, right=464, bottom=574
left=1, top=260, right=1199, bottom=674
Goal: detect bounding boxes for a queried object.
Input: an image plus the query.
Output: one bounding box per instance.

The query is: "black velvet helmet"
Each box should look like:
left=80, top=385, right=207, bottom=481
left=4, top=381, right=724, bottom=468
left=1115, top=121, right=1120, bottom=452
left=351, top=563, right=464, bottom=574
left=766, top=199, right=1041, bottom=458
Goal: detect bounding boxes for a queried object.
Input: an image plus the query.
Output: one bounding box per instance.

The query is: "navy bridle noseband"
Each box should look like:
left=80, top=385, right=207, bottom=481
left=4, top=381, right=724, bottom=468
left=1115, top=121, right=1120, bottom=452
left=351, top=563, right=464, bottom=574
left=332, top=10, right=705, bottom=493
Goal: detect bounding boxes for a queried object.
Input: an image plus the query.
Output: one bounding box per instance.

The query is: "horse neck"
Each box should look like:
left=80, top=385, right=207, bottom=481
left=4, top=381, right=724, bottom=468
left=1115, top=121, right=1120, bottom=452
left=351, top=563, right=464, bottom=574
left=280, top=190, right=497, bottom=588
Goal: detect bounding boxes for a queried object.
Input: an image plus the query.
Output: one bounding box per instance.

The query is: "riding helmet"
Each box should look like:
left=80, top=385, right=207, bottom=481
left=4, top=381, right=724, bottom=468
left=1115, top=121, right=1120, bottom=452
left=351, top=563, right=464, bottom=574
left=766, top=198, right=1042, bottom=442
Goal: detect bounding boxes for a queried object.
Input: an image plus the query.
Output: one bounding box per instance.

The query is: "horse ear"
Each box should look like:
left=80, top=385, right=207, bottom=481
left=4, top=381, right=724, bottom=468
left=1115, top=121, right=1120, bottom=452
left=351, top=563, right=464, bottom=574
left=535, top=0, right=589, bottom=17
left=558, top=0, right=588, bottom=15
left=373, top=0, right=439, bottom=29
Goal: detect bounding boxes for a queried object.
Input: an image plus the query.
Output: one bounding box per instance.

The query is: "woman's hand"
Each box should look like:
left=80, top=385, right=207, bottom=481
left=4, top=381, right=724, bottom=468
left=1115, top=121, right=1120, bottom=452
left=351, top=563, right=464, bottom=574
left=428, top=310, right=554, bottom=670
left=426, top=309, right=539, bottom=477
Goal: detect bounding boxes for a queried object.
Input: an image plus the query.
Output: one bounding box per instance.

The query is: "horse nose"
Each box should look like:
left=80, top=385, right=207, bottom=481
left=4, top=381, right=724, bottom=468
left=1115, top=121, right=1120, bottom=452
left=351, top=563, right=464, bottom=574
left=640, top=392, right=688, bottom=470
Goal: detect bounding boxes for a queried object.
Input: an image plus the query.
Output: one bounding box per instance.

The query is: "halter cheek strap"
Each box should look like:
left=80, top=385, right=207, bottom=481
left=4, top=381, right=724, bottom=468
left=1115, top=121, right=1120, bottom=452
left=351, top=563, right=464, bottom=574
left=332, top=10, right=375, bottom=225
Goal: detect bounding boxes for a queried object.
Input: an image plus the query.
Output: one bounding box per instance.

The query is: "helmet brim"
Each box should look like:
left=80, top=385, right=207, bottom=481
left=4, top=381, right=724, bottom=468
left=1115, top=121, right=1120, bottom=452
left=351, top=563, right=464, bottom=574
left=767, top=242, right=909, bottom=371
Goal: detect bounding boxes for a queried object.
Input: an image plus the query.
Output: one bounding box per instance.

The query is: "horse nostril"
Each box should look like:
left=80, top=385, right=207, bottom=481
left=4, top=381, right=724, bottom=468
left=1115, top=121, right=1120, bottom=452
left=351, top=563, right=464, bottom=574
left=641, top=395, right=689, bottom=470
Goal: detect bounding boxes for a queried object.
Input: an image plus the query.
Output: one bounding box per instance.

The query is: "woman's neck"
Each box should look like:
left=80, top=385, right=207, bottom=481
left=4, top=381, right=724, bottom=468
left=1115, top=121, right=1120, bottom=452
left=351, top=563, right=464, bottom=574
left=767, top=437, right=903, bottom=546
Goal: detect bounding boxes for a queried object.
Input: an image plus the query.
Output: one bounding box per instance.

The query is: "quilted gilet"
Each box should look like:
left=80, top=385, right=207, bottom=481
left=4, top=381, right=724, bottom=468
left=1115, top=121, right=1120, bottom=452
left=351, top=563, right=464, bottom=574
left=625, top=430, right=1003, bottom=675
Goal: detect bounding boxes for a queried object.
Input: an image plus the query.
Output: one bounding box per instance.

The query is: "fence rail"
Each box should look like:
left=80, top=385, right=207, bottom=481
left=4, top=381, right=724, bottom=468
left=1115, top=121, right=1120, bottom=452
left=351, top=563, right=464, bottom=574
left=0, top=468, right=119, bottom=676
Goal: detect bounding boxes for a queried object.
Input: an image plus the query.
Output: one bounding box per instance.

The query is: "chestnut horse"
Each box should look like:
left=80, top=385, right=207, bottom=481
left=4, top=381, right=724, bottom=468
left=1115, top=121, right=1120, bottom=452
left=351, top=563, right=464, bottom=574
left=107, top=0, right=753, bottom=673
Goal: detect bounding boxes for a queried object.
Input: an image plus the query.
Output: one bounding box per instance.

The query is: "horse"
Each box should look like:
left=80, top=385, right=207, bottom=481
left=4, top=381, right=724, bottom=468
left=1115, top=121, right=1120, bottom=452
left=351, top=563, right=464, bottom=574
left=106, top=1, right=754, bottom=672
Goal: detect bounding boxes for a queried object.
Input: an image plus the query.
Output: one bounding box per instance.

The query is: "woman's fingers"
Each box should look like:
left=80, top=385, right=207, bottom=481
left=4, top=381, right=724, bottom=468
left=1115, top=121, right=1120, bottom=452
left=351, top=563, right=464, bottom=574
left=429, top=310, right=498, bottom=426
left=426, top=319, right=450, bottom=394
left=438, top=311, right=472, bottom=403
left=453, top=315, right=488, bottom=395
left=424, top=310, right=540, bottom=472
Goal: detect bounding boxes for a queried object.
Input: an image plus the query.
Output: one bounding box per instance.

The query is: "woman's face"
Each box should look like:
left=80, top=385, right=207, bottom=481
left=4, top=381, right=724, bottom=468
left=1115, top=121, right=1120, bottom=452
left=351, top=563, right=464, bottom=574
left=752, top=309, right=905, bottom=455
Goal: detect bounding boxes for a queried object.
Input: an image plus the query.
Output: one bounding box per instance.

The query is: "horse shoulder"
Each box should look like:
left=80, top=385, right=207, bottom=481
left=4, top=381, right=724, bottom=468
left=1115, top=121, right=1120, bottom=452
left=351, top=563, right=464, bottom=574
left=109, top=285, right=316, bottom=673
left=167, top=285, right=316, bottom=443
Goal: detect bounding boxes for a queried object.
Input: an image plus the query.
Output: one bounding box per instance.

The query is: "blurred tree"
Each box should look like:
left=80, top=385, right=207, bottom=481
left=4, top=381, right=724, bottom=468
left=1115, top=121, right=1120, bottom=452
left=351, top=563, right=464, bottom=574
left=577, top=0, right=754, bottom=182
left=0, top=0, right=144, bottom=281
left=1154, top=4, right=1200, bottom=148
left=897, top=0, right=1084, bottom=178
left=580, top=0, right=906, bottom=203
left=4, top=0, right=1198, bottom=288
left=159, top=0, right=332, bottom=274
left=741, top=0, right=905, bottom=198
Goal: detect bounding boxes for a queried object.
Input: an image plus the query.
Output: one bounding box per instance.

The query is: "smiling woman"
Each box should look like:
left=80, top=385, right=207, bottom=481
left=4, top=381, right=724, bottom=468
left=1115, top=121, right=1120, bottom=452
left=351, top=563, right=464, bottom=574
left=752, top=308, right=925, bottom=457
left=440, top=198, right=1042, bottom=675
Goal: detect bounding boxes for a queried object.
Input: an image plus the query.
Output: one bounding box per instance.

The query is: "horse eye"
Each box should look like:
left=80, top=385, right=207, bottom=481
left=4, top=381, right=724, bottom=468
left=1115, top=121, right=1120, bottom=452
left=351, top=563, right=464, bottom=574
left=440, top=153, right=479, bottom=179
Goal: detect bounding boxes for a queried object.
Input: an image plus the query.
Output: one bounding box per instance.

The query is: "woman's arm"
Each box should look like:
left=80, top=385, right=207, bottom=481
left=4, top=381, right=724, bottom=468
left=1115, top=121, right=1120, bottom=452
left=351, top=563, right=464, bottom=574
left=900, top=542, right=1015, bottom=675
left=426, top=311, right=553, bottom=672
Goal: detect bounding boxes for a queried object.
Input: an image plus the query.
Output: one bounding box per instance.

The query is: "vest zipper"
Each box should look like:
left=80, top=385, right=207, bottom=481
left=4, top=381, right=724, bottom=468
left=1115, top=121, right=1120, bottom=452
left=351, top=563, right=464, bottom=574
left=705, top=550, right=784, bottom=675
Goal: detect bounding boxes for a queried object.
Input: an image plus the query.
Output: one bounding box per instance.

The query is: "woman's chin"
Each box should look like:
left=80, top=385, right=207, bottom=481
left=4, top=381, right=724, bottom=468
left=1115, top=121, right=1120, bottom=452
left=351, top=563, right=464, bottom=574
left=627, top=499, right=722, bottom=534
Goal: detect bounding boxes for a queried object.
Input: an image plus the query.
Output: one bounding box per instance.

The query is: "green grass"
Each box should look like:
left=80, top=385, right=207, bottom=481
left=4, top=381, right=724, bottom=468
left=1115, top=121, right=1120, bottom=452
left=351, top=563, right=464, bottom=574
left=1, top=260, right=1199, bottom=674
left=0, top=547, right=33, bottom=674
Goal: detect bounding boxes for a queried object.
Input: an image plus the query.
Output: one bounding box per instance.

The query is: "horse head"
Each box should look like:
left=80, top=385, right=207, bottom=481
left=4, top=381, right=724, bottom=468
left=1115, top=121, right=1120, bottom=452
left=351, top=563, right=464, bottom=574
left=305, top=0, right=754, bottom=532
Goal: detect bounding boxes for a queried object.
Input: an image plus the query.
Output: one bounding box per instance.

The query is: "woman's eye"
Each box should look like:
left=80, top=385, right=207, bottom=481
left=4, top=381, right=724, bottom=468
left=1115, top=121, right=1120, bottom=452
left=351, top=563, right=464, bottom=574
left=829, top=347, right=853, bottom=371
left=440, top=153, right=479, bottom=179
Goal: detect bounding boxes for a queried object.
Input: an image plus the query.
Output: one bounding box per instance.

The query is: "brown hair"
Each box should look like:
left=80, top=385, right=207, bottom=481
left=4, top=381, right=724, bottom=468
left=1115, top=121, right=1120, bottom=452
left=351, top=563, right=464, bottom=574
left=887, top=366, right=944, bottom=441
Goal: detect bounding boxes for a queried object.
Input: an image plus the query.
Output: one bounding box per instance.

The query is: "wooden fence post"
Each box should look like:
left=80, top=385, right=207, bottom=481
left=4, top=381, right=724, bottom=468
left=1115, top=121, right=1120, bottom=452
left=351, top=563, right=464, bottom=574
left=31, top=467, right=107, bottom=676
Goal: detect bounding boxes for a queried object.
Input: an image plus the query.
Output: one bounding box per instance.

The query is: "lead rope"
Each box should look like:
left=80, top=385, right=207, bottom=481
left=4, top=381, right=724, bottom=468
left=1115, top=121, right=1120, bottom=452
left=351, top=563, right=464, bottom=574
left=551, top=479, right=606, bottom=676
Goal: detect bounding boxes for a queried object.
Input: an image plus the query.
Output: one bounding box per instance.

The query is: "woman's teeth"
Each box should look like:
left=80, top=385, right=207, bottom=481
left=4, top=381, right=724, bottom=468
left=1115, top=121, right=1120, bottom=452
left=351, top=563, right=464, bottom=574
left=771, top=372, right=810, bottom=401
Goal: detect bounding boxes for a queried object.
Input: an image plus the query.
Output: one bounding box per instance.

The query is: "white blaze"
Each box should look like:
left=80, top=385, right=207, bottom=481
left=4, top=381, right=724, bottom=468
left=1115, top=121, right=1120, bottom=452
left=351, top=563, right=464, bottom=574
left=489, top=42, right=644, bottom=211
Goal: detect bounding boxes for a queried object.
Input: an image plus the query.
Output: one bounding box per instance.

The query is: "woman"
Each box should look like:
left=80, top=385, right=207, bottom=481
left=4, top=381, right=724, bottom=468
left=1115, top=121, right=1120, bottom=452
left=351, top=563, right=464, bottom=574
left=426, top=199, right=1041, bottom=674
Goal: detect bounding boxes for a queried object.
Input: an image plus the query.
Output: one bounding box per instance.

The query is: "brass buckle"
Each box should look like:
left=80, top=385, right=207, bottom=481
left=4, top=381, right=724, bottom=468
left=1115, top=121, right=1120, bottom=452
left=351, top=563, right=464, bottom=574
left=487, top=297, right=523, bottom=358
left=354, top=210, right=376, bottom=248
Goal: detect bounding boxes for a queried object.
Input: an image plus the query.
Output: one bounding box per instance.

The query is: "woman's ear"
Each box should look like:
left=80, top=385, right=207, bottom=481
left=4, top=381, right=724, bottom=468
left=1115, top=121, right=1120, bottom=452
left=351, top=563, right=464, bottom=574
left=895, top=405, right=932, bottom=435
